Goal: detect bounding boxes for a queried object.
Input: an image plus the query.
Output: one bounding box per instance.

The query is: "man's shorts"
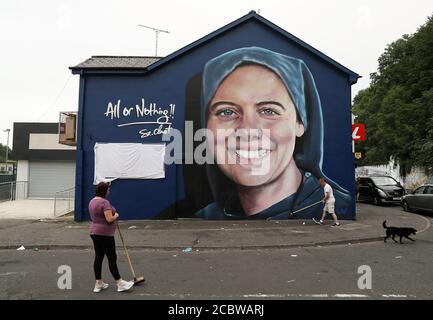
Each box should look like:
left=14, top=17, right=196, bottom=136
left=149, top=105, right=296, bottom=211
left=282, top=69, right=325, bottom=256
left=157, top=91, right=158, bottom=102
left=324, top=201, right=335, bottom=214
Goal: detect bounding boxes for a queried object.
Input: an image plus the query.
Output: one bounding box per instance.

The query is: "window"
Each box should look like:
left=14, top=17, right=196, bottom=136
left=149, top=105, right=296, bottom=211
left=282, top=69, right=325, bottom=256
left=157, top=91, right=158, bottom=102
left=359, top=178, right=369, bottom=186
left=424, top=186, right=433, bottom=195
left=414, top=187, right=426, bottom=194
left=371, top=176, right=398, bottom=186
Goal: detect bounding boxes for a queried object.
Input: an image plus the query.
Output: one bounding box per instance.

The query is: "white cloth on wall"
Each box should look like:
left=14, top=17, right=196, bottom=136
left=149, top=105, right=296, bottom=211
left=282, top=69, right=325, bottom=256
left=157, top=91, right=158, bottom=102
left=94, top=143, right=165, bottom=184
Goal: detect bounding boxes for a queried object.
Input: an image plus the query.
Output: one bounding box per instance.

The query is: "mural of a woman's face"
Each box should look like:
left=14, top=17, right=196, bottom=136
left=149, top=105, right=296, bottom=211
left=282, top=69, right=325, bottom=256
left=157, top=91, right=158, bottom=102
left=207, top=64, right=305, bottom=187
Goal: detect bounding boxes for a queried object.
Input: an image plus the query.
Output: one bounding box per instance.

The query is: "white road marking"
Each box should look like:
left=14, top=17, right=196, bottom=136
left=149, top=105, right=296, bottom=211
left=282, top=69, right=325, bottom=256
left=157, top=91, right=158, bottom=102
left=333, top=294, right=369, bottom=298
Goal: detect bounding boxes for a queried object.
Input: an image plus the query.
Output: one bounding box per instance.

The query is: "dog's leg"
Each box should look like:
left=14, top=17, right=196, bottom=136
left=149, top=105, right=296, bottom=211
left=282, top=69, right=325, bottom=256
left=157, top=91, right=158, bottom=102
left=406, top=236, right=415, bottom=242
left=392, top=235, right=398, bottom=243
left=400, top=236, right=403, bottom=244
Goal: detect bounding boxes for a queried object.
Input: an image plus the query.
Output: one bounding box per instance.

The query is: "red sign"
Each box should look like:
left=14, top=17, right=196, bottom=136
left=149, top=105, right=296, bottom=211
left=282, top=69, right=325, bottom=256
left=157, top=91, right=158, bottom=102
left=352, top=124, right=365, bottom=141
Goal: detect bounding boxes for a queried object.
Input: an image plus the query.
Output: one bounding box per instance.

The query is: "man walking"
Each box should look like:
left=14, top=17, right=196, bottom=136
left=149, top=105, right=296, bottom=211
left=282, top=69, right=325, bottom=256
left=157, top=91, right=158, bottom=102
left=313, top=178, right=341, bottom=227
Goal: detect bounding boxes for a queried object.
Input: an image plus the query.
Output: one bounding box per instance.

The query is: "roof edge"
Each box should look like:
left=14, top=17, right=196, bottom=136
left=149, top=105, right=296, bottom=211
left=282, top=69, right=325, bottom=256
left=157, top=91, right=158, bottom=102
left=69, top=56, right=162, bottom=72
left=89, top=55, right=163, bottom=58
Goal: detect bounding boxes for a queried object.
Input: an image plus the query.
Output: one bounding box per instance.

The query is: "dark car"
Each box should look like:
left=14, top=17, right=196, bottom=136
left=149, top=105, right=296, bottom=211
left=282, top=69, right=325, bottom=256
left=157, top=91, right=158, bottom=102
left=357, top=175, right=406, bottom=205
left=401, top=184, right=433, bottom=214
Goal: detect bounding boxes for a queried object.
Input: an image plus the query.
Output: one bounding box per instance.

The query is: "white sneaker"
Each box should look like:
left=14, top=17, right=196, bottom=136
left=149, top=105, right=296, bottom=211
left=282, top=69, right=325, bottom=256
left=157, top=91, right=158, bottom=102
left=312, top=218, right=323, bottom=225
left=117, top=280, right=134, bottom=292
left=93, top=282, right=109, bottom=293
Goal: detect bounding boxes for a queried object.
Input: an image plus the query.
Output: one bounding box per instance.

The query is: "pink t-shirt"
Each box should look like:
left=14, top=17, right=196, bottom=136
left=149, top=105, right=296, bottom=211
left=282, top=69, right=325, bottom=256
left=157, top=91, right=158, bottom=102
left=89, top=197, right=117, bottom=236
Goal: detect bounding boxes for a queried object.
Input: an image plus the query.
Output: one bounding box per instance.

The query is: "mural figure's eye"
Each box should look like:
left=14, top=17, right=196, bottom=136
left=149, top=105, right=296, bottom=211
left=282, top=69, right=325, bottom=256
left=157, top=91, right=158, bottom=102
left=215, top=108, right=238, bottom=119
left=218, top=109, right=234, bottom=116
left=259, top=108, right=280, bottom=116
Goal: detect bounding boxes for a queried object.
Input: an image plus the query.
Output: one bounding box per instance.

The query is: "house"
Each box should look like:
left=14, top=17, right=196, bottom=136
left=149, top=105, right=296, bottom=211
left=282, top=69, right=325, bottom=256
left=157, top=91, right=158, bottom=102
left=12, top=123, right=76, bottom=199
left=70, top=11, right=359, bottom=221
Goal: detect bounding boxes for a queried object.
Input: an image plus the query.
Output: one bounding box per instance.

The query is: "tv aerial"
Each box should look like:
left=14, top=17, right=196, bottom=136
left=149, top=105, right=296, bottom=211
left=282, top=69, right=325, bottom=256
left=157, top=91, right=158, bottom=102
left=138, top=24, right=170, bottom=57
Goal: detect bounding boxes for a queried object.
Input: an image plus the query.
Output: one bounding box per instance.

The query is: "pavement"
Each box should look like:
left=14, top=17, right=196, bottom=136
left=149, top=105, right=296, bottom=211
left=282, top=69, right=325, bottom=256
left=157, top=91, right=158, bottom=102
left=0, top=203, right=430, bottom=251
left=0, top=200, right=56, bottom=220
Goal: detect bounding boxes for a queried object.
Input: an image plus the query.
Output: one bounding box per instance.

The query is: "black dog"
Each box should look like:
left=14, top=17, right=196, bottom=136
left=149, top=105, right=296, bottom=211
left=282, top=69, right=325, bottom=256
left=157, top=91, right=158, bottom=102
left=383, top=221, right=417, bottom=243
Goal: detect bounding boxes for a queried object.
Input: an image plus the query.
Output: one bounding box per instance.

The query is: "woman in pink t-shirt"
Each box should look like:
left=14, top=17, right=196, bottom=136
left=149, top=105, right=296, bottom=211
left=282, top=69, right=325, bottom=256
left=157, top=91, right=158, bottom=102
left=89, top=182, right=134, bottom=293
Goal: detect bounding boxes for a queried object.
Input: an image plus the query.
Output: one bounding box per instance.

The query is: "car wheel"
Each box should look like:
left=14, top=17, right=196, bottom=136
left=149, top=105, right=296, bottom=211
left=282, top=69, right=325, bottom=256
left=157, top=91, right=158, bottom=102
left=402, top=201, right=412, bottom=213
left=373, top=196, right=381, bottom=206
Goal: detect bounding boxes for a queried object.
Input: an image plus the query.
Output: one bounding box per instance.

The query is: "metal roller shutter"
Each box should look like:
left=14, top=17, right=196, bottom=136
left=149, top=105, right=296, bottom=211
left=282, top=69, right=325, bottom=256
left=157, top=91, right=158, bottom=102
left=29, top=161, right=76, bottom=198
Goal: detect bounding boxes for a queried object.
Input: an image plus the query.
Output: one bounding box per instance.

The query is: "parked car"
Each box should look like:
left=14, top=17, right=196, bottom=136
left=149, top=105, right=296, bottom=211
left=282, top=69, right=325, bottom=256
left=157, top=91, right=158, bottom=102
left=401, top=184, right=433, bottom=214
left=357, top=175, right=406, bottom=205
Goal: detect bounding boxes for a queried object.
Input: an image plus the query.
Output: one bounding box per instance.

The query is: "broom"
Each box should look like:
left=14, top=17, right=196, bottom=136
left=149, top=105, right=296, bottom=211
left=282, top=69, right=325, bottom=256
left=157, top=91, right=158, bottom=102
left=116, top=222, right=145, bottom=285
left=288, top=200, right=324, bottom=217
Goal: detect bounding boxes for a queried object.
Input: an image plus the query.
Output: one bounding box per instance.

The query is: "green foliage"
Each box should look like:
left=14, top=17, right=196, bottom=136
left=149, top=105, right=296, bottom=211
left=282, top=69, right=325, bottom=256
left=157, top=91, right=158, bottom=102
left=0, top=143, right=12, bottom=163
left=353, top=15, right=433, bottom=176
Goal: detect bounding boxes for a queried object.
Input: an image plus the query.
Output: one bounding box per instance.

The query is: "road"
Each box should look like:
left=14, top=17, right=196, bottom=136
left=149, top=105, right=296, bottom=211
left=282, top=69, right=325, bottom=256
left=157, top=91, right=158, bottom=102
left=1, top=204, right=432, bottom=300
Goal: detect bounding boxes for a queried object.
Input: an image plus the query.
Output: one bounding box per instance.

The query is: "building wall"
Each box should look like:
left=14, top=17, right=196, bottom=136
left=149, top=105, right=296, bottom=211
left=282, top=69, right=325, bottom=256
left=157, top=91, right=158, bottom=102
left=357, top=160, right=433, bottom=192
left=12, top=123, right=76, bottom=161
left=29, top=133, right=76, bottom=151
left=16, top=160, right=29, bottom=181
left=16, top=160, right=29, bottom=198
left=75, top=20, right=356, bottom=220
left=0, top=163, right=14, bottom=175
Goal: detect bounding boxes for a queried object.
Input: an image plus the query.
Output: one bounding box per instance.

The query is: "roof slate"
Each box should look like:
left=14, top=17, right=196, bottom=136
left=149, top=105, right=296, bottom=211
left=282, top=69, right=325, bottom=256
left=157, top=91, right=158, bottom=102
left=70, top=56, right=160, bottom=70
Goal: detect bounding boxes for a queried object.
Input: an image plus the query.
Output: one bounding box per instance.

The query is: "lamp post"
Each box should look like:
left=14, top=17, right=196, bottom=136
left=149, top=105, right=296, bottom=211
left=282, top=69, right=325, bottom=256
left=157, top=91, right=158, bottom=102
left=3, top=129, right=10, bottom=165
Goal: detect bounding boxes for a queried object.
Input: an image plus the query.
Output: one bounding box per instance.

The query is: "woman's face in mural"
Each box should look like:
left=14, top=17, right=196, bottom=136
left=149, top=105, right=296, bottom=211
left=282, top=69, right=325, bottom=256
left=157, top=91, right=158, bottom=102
left=207, top=64, right=305, bottom=187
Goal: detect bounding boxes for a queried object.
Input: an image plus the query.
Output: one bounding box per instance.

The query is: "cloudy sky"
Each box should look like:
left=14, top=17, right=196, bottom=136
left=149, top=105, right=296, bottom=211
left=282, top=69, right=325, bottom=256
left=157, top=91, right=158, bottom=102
left=1, top=0, right=433, bottom=145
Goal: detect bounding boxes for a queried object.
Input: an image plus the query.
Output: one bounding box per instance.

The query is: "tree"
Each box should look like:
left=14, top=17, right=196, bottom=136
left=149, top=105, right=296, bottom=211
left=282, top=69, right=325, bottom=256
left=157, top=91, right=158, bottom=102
left=353, top=14, right=433, bottom=176
left=0, top=143, right=12, bottom=163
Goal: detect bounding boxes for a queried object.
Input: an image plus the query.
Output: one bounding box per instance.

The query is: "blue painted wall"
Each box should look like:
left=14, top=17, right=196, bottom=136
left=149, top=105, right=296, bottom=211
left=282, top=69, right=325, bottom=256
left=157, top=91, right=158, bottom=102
left=74, top=19, right=356, bottom=221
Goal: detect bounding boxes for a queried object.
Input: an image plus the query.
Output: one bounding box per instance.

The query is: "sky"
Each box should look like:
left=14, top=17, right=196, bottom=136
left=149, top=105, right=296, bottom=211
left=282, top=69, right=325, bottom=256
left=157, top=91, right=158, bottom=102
left=1, top=0, right=433, bottom=146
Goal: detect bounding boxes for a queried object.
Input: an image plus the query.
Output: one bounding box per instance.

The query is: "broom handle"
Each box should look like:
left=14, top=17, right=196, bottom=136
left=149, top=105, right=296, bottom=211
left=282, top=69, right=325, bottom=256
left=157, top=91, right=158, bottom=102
left=291, top=200, right=323, bottom=215
left=116, top=221, right=137, bottom=278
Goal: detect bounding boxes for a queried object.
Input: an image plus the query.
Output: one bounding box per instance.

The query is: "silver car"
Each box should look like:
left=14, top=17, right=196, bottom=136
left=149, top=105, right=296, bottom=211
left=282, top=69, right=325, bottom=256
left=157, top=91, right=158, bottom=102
left=401, top=184, right=433, bottom=214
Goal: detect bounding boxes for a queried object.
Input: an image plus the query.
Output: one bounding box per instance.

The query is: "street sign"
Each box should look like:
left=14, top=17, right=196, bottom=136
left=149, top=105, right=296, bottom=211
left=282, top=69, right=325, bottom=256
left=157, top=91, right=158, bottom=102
left=352, top=124, right=365, bottom=141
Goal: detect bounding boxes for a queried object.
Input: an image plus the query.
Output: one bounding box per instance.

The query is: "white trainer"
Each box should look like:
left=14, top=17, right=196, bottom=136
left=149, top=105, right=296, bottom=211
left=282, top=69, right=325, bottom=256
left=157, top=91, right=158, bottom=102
left=93, top=283, right=109, bottom=293
left=312, top=218, right=323, bottom=225
left=117, top=280, right=134, bottom=292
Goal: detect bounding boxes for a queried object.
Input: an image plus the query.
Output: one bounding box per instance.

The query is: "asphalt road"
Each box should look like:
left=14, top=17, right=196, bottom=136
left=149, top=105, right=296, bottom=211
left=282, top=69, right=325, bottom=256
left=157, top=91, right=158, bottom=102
left=1, top=207, right=433, bottom=300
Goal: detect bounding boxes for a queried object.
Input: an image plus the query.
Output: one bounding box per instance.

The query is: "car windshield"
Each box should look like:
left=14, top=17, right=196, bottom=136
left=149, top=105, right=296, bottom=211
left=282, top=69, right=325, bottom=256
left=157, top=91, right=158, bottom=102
left=371, top=176, right=398, bottom=186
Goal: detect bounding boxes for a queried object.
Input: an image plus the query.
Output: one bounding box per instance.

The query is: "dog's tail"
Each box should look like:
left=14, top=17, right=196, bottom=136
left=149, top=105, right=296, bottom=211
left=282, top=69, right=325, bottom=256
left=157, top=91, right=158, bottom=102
left=382, top=220, right=388, bottom=229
